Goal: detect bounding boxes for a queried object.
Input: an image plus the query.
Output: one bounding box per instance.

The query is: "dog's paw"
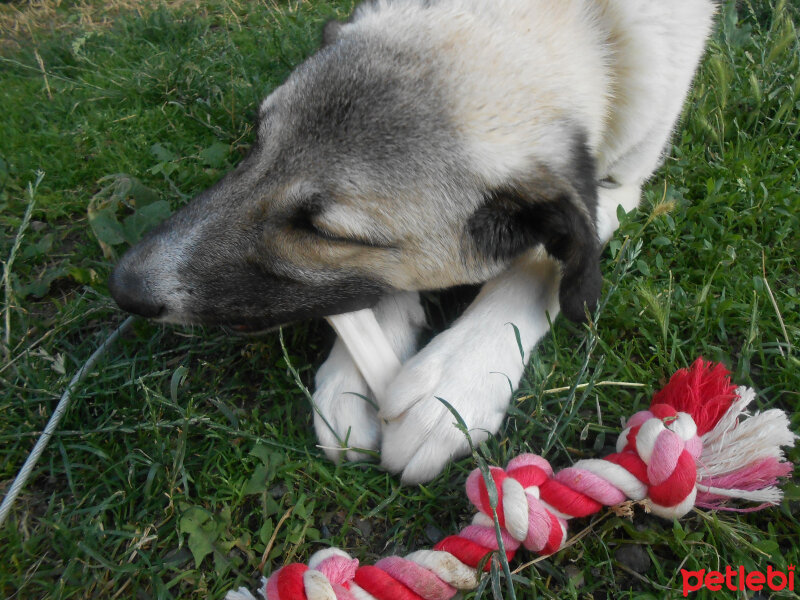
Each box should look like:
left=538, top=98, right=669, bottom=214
left=313, top=292, right=426, bottom=463
left=380, top=321, right=525, bottom=484
left=313, top=340, right=380, bottom=462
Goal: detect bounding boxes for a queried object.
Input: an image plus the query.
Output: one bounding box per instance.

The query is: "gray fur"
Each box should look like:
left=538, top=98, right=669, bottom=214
left=110, top=4, right=604, bottom=330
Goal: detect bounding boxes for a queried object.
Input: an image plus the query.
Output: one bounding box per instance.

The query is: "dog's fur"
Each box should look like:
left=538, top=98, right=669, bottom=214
left=110, top=0, right=716, bottom=483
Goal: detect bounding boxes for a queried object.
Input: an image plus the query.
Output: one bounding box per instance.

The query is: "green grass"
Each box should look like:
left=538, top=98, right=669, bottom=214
left=1, top=1, right=798, bottom=598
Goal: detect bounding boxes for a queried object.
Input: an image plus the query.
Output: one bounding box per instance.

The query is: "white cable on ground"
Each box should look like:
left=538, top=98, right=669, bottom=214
left=0, top=315, right=135, bottom=528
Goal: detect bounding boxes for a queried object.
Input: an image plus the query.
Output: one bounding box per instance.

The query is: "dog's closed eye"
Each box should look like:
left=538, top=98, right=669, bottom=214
left=290, top=205, right=343, bottom=239
left=291, top=204, right=395, bottom=249
left=305, top=218, right=353, bottom=244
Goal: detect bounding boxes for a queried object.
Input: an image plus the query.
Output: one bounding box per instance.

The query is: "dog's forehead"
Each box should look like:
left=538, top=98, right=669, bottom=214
left=257, top=38, right=453, bottom=150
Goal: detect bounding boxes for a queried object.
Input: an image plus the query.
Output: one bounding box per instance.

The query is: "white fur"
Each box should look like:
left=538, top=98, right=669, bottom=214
left=350, top=0, right=715, bottom=186
left=326, top=309, right=402, bottom=407
left=313, top=292, right=424, bottom=462
left=381, top=252, right=561, bottom=483
left=314, top=0, right=716, bottom=482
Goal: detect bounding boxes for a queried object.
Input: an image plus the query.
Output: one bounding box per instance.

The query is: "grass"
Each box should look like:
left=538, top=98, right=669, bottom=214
left=1, top=0, right=798, bottom=598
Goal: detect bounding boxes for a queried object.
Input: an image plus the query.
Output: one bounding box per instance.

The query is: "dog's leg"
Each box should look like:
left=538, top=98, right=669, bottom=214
left=381, top=183, right=643, bottom=484
left=380, top=253, right=561, bottom=483
left=596, top=183, right=643, bottom=242
left=313, top=291, right=425, bottom=463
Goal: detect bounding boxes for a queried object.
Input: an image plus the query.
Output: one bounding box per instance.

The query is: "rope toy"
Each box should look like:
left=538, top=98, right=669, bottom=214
left=226, top=359, right=796, bottom=600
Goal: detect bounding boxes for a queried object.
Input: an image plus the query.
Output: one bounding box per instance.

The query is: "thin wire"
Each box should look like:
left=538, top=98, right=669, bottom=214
left=0, top=316, right=135, bottom=528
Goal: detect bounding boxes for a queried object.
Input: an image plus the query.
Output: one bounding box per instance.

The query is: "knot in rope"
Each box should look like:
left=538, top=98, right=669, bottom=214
left=615, top=403, right=703, bottom=517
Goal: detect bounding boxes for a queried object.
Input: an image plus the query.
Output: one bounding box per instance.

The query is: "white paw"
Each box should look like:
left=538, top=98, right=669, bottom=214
left=313, top=340, right=380, bottom=462
left=312, top=292, right=426, bottom=463
left=380, top=321, right=525, bottom=484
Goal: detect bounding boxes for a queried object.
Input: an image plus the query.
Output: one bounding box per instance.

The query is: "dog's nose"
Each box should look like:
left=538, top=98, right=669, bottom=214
left=108, top=262, right=165, bottom=318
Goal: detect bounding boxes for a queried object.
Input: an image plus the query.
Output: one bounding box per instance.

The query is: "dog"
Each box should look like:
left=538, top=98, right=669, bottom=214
left=109, top=0, right=716, bottom=484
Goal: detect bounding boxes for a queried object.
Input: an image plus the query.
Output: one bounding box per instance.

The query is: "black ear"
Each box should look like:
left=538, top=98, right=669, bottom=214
left=322, top=19, right=344, bottom=46
left=468, top=147, right=601, bottom=323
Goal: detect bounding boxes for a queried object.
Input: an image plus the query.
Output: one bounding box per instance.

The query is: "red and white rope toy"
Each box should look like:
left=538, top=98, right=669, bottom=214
left=227, top=359, right=795, bottom=600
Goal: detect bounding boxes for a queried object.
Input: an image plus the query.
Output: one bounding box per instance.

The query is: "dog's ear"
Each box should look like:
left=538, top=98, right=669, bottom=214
left=468, top=152, right=601, bottom=322
left=322, top=19, right=344, bottom=46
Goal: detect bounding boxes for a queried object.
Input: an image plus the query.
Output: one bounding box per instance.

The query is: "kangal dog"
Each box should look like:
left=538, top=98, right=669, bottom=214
left=110, top=0, right=716, bottom=483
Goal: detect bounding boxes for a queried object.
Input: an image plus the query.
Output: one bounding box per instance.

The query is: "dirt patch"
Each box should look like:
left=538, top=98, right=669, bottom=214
left=0, top=0, right=203, bottom=51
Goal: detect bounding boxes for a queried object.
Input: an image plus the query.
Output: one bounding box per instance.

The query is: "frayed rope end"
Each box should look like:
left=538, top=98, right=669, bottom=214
left=650, top=360, right=796, bottom=509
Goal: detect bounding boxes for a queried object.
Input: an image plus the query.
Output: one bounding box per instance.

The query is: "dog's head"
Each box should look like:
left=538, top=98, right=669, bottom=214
left=110, top=20, right=601, bottom=332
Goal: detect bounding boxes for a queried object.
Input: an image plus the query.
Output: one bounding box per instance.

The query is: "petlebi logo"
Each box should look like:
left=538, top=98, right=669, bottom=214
left=682, top=565, right=796, bottom=596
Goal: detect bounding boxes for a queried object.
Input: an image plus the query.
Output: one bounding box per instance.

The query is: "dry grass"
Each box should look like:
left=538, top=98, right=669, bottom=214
left=0, top=0, right=204, bottom=50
